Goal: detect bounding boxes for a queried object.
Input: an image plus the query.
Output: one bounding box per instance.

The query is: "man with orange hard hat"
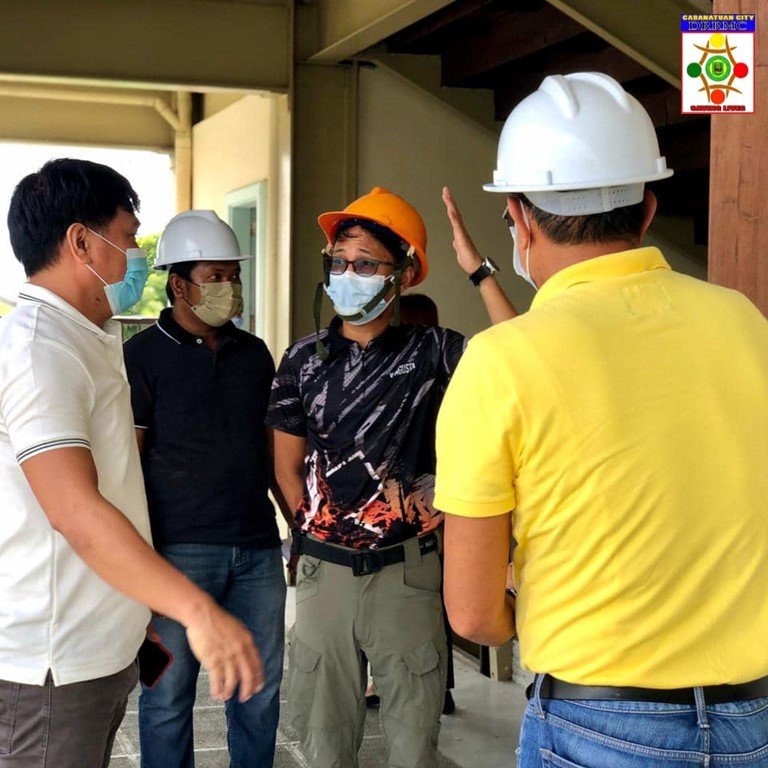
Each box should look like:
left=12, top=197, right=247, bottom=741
left=267, top=186, right=515, bottom=767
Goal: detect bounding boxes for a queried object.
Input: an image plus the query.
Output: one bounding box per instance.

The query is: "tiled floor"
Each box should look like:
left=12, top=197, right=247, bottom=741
left=111, top=588, right=528, bottom=767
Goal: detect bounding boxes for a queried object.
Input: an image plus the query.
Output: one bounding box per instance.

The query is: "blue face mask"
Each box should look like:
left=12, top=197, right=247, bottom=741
left=85, top=229, right=148, bottom=315
left=325, top=271, right=393, bottom=325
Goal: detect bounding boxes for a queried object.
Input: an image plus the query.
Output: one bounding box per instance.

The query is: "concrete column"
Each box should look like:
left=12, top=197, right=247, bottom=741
left=174, top=91, right=193, bottom=213
left=291, top=63, right=356, bottom=340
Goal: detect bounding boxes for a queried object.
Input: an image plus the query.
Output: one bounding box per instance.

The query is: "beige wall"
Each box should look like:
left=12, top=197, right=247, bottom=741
left=202, top=92, right=250, bottom=121
left=193, top=93, right=291, bottom=357
left=193, top=95, right=272, bottom=210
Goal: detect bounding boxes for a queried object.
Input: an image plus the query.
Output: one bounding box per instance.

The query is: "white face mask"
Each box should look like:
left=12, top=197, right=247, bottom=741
left=506, top=205, right=537, bottom=290
left=325, top=271, right=393, bottom=325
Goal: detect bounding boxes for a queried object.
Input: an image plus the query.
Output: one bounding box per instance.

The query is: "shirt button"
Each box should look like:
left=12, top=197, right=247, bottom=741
left=196, top=338, right=203, bottom=345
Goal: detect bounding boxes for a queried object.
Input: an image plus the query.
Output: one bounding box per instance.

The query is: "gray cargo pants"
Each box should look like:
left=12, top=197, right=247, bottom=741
left=287, top=537, right=447, bottom=768
left=0, top=660, right=137, bottom=767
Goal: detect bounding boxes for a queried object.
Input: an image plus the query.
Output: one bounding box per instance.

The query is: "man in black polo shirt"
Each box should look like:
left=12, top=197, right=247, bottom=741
left=123, top=210, right=288, bottom=768
left=268, top=187, right=516, bottom=767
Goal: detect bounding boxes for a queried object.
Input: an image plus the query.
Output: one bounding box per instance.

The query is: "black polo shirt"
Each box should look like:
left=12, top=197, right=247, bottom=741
left=266, top=318, right=466, bottom=549
left=123, top=309, right=279, bottom=549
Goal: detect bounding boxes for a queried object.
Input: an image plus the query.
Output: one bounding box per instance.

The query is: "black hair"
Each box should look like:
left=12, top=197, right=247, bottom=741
left=335, top=218, right=409, bottom=265
left=400, top=293, right=439, bottom=327
left=165, top=261, right=196, bottom=304
left=516, top=195, right=645, bottom=246
left=7, top=158, right=140, bottom=277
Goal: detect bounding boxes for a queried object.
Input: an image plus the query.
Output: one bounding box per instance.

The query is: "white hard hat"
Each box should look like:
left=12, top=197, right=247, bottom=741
left=484, top=72, right=673, bottom=215
left=154, top=210, right=251, bottom=270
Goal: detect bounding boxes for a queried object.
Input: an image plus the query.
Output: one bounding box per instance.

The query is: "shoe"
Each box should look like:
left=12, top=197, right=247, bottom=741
left=366, top=694, right=381, bottom=709
left=442, top=690, right=455, bottom=715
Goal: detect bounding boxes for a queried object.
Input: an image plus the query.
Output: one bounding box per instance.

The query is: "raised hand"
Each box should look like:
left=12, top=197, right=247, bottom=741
left=442, top=186, right=483, bottom=276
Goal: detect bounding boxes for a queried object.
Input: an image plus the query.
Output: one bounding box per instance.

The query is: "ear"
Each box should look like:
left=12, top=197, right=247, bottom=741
left=168, top=273, right=188, bottom=302
left=64, top=223, right=91, bottom=265
left=639, top=189, right=657, bottom=241
left=399, top=262, right=417, bottom=292
left=506, top=196, right=532, bottom=251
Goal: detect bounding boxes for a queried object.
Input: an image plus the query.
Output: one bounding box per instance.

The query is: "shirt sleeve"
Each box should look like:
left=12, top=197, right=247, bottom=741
left=434, top=331, right=521, bottom=518
left=123, top=337, right=153, bottom=430
left=439, top=328, right=468, bottom=380
left=0, top=341, right=96, bottom=464
left=266, top=347, right=307, bottom=437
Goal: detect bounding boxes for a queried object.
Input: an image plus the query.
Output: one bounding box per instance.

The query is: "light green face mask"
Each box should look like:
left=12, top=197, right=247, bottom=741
left=188, top=281, right=243, bottom=327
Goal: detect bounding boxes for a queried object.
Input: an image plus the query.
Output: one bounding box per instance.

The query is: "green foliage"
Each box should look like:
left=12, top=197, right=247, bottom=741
left=128, top=233, right=167, bottom=317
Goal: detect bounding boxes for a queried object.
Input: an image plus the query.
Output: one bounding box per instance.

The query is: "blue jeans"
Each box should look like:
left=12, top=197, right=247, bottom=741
left=139, top=544, right=286, bottom=768
left=518, top=675, right=768, bottom=768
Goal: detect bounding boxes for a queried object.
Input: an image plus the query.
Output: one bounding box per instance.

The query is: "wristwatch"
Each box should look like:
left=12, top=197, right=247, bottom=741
left=468, top=257, right=500, bottom=287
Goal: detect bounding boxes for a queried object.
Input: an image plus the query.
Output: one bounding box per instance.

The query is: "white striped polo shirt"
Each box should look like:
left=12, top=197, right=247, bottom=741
left=0, top=284, right=151, bottom=686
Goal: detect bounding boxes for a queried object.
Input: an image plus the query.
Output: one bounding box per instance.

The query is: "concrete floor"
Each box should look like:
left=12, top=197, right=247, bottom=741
left=111, top=587, right=529, bottom=768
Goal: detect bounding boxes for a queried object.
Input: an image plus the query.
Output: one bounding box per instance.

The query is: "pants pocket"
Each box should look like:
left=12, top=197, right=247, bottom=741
left=541, top=750, right=593, bottom=768
left=0, top=681, right=20, bottom=756
left=295, top=555, right=322, bottom=603
left=287, top=634, right=322, bottom=732
left=388, top=640, right=444, bottom=728
left=403, top=549, right=441, bottom=593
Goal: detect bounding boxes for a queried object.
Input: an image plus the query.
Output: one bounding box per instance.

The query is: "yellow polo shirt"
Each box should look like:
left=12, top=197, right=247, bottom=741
left=435, top=247, right=768, bottom=687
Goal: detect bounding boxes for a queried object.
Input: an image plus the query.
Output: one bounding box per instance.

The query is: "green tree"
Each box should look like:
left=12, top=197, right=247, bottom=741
left=129, top=233, right=167, bottom=317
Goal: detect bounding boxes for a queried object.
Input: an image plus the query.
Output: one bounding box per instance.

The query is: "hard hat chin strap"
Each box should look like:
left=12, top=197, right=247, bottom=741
left=313, top=280, right=330, bottom=360
left=312, top=247, right=415, bottom=360
left=389, top=247, right=415, bottom=327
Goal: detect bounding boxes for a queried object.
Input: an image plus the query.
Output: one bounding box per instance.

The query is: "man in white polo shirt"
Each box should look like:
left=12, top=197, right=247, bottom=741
left=0, top=159, right=264, bottom=768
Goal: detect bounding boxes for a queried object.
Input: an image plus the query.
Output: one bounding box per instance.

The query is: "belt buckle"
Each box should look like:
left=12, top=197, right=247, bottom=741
left=351, top=550, right=384, bottom=576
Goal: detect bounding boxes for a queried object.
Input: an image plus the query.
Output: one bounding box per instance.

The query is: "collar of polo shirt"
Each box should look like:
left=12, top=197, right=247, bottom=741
left=324, top=316, right=410, bottom=360
left=532, top=247, right=671, bottom=309
left=18, top=284, right=121, bottom=344
left=157, top=308, right=238, bottom=347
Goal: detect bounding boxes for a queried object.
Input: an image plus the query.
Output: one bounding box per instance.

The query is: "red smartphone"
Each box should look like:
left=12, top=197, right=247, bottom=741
left=138, top=637, right=174, bottom=688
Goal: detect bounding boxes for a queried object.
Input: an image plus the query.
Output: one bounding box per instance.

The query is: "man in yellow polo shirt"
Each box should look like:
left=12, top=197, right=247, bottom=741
left=435, top=72, right=768, bottom=768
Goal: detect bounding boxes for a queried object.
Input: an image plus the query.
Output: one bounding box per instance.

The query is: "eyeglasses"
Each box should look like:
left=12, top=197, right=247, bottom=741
left=323, top=255, right=395, bottom=277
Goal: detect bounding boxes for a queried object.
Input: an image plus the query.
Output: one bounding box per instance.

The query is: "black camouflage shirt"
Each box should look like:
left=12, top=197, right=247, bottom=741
left=267, top=318, right=466, bottom=549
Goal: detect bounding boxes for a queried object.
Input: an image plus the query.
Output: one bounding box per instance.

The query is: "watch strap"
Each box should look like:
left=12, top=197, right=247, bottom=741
left=469, top=259, right=497, bottom=287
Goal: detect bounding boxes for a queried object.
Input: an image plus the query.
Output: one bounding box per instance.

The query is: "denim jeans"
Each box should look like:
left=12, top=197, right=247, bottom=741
left=139, top=544, right=286, bottom=768
left=517, top=675, right=768, bottom=768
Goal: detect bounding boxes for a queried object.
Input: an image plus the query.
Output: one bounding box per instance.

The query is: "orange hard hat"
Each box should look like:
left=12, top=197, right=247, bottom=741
left=317, top=187, right=428, bottom=286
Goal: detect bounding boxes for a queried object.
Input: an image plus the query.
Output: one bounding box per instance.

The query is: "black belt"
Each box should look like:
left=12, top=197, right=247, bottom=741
left=292, top=532, right=438, bottom=577
left=527, top=673, right=768, bottom=705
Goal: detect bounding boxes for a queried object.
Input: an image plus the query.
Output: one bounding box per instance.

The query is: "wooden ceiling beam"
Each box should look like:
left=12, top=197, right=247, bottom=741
left=620, top=76, right=696, bottom=129
left=624, top=77, right=680, bottom=128
left=493, top=41, right=650, bottom=120
left=656, top=119, right=711, bottom=172
left=386, top=0, right=487, bottom=54
left=441, top=4, right=585, bottom=87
